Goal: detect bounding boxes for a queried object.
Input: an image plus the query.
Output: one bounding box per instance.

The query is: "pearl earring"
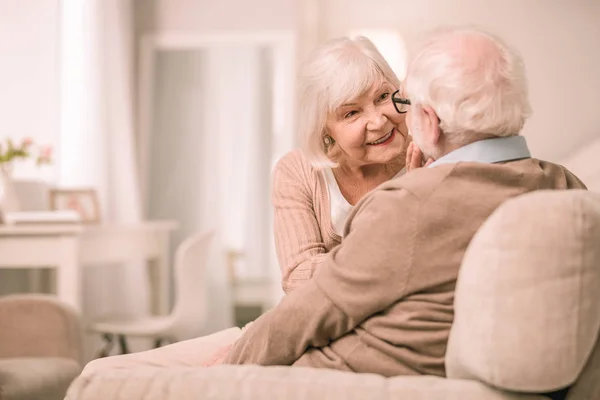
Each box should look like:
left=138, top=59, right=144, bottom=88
left=323, top=135, right=333, bottom=146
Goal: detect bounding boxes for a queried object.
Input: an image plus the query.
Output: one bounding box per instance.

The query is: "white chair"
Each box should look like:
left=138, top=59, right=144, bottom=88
left=90, top=231, right=214, bottom=356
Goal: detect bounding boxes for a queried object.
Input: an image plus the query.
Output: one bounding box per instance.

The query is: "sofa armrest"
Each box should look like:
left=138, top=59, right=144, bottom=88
left=0, top=294, right=82, bottom=363
left=67, top=365, right=550, bottom=400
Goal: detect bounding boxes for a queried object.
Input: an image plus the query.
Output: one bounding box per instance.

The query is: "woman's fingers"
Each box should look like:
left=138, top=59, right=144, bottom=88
left=406, top=143, right=436, bottom=171
left=409, top=145, right=424, bottom=171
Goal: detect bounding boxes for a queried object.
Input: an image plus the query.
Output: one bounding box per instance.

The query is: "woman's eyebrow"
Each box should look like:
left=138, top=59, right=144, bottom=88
left=375, top=82, right=391, bottom=93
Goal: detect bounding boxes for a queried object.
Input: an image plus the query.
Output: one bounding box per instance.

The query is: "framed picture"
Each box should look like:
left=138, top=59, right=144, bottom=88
left=49, top=188, right=101, bottom=223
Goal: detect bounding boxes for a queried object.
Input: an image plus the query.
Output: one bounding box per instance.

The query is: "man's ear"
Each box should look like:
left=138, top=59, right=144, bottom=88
left=421, top=105, right=441, bottom=145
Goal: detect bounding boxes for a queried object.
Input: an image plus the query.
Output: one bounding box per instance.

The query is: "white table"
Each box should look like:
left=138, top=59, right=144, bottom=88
left=0, top=224, right=83, bottom=309
left=0, top=220, right=178, bottom=314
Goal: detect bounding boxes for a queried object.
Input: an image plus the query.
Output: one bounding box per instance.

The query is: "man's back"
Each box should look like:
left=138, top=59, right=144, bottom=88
left=294, top=158, right=586, bottom=377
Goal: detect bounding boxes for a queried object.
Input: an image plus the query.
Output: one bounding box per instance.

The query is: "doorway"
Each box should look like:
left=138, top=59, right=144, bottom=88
left=138, top=32, right=295, bottom=330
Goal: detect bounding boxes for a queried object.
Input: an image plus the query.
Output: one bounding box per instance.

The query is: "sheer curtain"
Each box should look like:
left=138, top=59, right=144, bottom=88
left=59, top=0, right=148, bottom=327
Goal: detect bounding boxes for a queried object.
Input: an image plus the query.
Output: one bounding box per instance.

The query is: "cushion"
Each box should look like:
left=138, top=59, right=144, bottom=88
left=67, top=365, right=548, bottom=400
left=0, top=357, right=81, bottom=400
left=446, top=189, right=600, bottom=392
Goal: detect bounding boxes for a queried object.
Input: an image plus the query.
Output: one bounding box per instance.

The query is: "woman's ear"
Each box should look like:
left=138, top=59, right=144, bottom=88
left=323, top=130, right=342, bottom=161
left=421, top=105, right=441, bottom=145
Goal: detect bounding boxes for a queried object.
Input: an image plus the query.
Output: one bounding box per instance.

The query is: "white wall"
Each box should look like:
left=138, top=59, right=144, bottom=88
left=0, top=0, right=60, bottom=180
left=315, top=0, right=600, bottom=163
left=561, top=138, right=600, bottom=192
left=155, top=0, right=296, bottom=31
left=133, top=0, right=299, bottom=113
left=134, top=0, right=297, bottom=35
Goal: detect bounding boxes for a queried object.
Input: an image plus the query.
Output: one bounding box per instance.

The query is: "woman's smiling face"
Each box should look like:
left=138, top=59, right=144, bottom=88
left=325, top=80, right=408, bottom=168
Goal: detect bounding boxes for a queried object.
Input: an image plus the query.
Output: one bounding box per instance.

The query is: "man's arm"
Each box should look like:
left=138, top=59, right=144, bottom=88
left=224, top=187, right=419, bottom=366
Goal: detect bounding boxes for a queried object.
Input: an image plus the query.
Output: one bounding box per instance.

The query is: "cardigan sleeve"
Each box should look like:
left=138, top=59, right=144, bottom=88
left=224, top=188, right=419, bottom=366
left=271, top=154, right=330, bottom=293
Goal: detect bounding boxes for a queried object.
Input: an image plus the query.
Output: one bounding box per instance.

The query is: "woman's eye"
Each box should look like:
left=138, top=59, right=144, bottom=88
left=379, top=92, right=390, bottom=102
left=344, top=110, right=358, bottom=119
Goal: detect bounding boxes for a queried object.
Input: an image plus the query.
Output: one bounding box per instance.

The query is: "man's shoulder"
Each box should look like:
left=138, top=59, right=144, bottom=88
left=374, top=158, right=586, bottom=196
left=531, top=158, right=587, bottom=189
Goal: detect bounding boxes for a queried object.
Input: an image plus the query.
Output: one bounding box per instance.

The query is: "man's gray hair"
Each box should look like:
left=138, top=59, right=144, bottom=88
left=406, top=27, right=532, bottom=144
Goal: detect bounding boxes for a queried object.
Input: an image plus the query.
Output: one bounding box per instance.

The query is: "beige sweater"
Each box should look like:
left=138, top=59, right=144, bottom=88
left=226, top=158, right=586, bottom=377
left=272, top=149, right=342, bottom=293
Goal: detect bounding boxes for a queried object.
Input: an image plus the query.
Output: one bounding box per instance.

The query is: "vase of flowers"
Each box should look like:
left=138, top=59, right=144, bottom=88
left=0, top=138, right=52, bottom=214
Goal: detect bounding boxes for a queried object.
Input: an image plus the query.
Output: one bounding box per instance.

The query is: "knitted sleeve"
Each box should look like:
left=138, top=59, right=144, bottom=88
left=271, top=152, right=328, bottom=293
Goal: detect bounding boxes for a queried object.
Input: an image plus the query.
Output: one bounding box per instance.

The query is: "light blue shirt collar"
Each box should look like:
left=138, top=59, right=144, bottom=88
left=428, top=135, right=531, bottom=168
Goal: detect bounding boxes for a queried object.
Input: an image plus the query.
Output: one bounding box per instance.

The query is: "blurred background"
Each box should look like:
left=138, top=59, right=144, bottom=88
left=0, top=0, right=598, bottom=357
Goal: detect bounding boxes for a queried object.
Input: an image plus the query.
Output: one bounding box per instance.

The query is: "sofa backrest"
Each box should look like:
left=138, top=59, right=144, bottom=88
left=445, top=189, right=600, bottom=396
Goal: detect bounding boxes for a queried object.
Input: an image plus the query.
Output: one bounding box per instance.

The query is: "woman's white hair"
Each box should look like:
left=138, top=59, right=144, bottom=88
left=405, top=27, right=532, bottom=144
left=298, top=36, right=400, bottom=168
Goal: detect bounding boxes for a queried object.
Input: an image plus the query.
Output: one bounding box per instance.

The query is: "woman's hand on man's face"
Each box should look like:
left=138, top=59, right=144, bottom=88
left=406, top=142, right=434, bottom=172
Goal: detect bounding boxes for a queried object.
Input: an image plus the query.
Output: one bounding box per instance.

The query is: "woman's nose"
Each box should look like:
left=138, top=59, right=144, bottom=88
left=366, top=109, right=386, bottom=130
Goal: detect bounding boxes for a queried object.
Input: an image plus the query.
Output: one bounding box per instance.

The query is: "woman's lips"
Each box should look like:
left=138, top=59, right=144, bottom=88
left=367, top=129, right=395, bottom=146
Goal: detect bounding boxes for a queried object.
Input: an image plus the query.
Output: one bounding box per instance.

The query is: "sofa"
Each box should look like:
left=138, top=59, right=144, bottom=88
left=66, top=189, right=600, bottom=400
left=0, top=294, right=83, bottom=400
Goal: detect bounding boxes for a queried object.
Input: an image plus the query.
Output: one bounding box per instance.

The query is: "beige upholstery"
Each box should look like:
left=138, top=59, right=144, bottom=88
left=69, top=365, right=551, bottom=400
left=0, top=358, right=81, bottom=400
left=67, top=190, right=600, bottom=400
left=0, top=294, right=83, bottom=400
left=446, top=189, right=600, bottom=393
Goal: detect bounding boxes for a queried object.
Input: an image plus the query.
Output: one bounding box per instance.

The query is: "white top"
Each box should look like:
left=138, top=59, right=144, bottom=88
left=322, top=168, right=354, bottom=235
left=323, top=168, right=404, bottom=236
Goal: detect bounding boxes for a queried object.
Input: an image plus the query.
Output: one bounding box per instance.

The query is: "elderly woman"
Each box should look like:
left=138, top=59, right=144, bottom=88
left=78, top=36, right=416, bottom=375
left=275, top=36, right=413, bottom=293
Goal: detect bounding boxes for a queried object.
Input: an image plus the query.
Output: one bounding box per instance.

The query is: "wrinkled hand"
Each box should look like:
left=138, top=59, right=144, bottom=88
left=406, top=142, right=434, bottom=172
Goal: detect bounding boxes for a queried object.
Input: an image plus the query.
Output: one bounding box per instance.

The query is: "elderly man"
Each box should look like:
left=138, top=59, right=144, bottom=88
left=223, top=27, right=586, bottom=377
